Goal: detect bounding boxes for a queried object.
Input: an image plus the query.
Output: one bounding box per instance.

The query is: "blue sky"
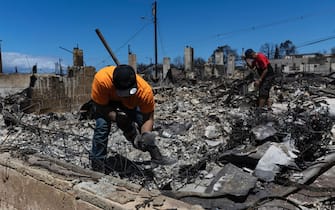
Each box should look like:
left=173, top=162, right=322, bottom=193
left=1, top=0, right=335, bottom=73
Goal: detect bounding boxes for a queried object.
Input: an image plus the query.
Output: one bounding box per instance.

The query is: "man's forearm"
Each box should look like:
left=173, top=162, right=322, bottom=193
left=141, top=112, right=154, bottom=133
left=141, top=119, right=154, bottom=133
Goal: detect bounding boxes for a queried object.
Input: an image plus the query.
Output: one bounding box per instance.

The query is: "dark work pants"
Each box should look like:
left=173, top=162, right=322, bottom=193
left=90, top=105, right=143, bottom=163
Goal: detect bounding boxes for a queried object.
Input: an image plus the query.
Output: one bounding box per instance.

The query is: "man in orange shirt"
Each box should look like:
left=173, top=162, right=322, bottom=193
left=90, top=64, right=175, bottom=173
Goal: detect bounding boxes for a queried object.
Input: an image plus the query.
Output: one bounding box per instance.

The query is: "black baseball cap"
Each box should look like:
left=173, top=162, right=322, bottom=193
left=245, top=48, right=255, bottom=58
left=113, top=65, right=138, bottom=97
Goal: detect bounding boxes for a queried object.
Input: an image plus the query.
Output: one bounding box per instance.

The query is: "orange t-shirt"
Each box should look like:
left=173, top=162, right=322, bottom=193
left=91, top=66, right=155, bottom=113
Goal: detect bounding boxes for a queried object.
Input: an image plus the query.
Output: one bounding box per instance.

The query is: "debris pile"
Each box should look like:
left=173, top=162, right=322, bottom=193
left=1, top=72, right=335, bottom=209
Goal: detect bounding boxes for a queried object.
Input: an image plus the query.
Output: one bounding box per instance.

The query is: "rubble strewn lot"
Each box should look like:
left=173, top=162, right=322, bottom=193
left=1, top=72, right=335, bottom=209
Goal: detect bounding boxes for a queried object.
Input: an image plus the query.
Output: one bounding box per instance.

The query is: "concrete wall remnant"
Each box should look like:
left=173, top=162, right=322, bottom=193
left=73, top=47, right=84, bottom=67
left=30, top=66, right=96, bottom=113
left=203, top=63, right=214, bottom=79
left=271, top=53, right=335, bottom=74
left=215, top=51, right=224, bottom=65
left=0, top=66, right=96, bottom=113
left=184, top=46, right=194, bottom=71
left=0, top=74, right=31, bottom=97
left=227, top=54, right=235, bottom=76
left=128, top=53, right=137, bottom=73
left=0, top=152, right=203, bottom=210
left=163, top=57, right=171, bottom=80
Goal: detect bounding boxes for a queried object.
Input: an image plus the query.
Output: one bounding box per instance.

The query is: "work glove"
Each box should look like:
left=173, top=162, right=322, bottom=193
left=134, top=132, right=177, bottom=165
left=133, top=132, right=156, bottom=151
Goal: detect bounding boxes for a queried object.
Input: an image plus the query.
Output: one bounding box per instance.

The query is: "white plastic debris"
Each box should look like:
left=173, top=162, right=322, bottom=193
left=254, top=143, right=298, bottom=182
left=251, top=122, right=277, bottom=141
left=331, top=124, right=335, bottom=142
left=204, top=125, right=220, bottom=139
left=271, top=103, right=289, bottom=114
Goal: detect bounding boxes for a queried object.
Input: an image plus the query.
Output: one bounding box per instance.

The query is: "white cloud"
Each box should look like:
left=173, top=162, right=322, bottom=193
left=2, top=52, right=63, bottom=73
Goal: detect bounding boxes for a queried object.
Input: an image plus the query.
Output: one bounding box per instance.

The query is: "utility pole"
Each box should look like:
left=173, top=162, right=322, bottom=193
left=0, top=40, right=3, bottom=74
left=153, top=1, right=158, bottom=80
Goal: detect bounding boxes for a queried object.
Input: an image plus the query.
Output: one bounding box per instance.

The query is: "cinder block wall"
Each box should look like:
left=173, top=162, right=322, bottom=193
left=0, top=74, right=31, bottom=97
left=0, top=163, right=101, bottom=210
left=30, top=66, right=96, bottom=113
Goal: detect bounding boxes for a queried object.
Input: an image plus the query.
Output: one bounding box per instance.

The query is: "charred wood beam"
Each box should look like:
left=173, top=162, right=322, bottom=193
left=32, top=153, right=102, bottom=181
left=33, top=153, right=143, bottom=193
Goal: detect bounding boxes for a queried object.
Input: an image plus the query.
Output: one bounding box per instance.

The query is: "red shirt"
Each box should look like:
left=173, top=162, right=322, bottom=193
left=252, top=53, right=270, bottom=70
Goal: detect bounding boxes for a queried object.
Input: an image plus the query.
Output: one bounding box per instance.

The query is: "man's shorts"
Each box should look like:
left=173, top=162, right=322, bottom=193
left=259, top=76, right=274, bottom=99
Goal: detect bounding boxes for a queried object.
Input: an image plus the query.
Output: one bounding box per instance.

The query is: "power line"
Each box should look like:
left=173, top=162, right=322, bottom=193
left=114, top=22, right=151, bottom=53
left=216, top=9, right=335, bottom=38
left=157, top=19, right=167, bottom=57
left=296, top=35, right=335, bottom=49
left=216, top=16, right=306, bottom=37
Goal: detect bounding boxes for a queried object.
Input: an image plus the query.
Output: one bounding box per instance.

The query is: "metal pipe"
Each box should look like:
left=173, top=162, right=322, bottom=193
left=95, top=29, right=120, bottom=66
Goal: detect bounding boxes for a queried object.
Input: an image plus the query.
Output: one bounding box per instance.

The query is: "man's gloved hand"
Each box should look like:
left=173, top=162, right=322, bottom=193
left=134, top=132, right=156, bottom=151
left=134, top=132, right=177, bottom=165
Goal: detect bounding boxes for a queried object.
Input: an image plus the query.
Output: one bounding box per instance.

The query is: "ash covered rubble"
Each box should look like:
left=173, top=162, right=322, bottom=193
left=1, top=72, right=335, bottom=209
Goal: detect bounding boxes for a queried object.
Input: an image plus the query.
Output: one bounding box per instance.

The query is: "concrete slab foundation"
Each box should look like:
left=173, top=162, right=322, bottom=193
left=0, top=152, right=203, bottom=210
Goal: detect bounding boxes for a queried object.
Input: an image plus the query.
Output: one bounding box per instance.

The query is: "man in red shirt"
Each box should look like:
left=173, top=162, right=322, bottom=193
left=90, top=64, right=175, bottom=173
left=244, top=49, right=275, bottom=108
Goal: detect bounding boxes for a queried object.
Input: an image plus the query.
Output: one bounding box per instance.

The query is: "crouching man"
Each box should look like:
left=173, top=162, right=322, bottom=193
left=90, top=64, right=175, bottom=173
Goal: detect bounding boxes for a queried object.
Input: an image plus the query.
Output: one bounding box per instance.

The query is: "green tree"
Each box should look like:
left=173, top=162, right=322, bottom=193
left=274, top=45, right=280, bottom=59
left=331, top=47, right=335, bottom=54
left=259, top=43, right=275, bottom=59
left=172, top=56, right=183, bottom=69
left=194, top=57, right=206, bottom=66
left=279, top=40, right=296, bottom=57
